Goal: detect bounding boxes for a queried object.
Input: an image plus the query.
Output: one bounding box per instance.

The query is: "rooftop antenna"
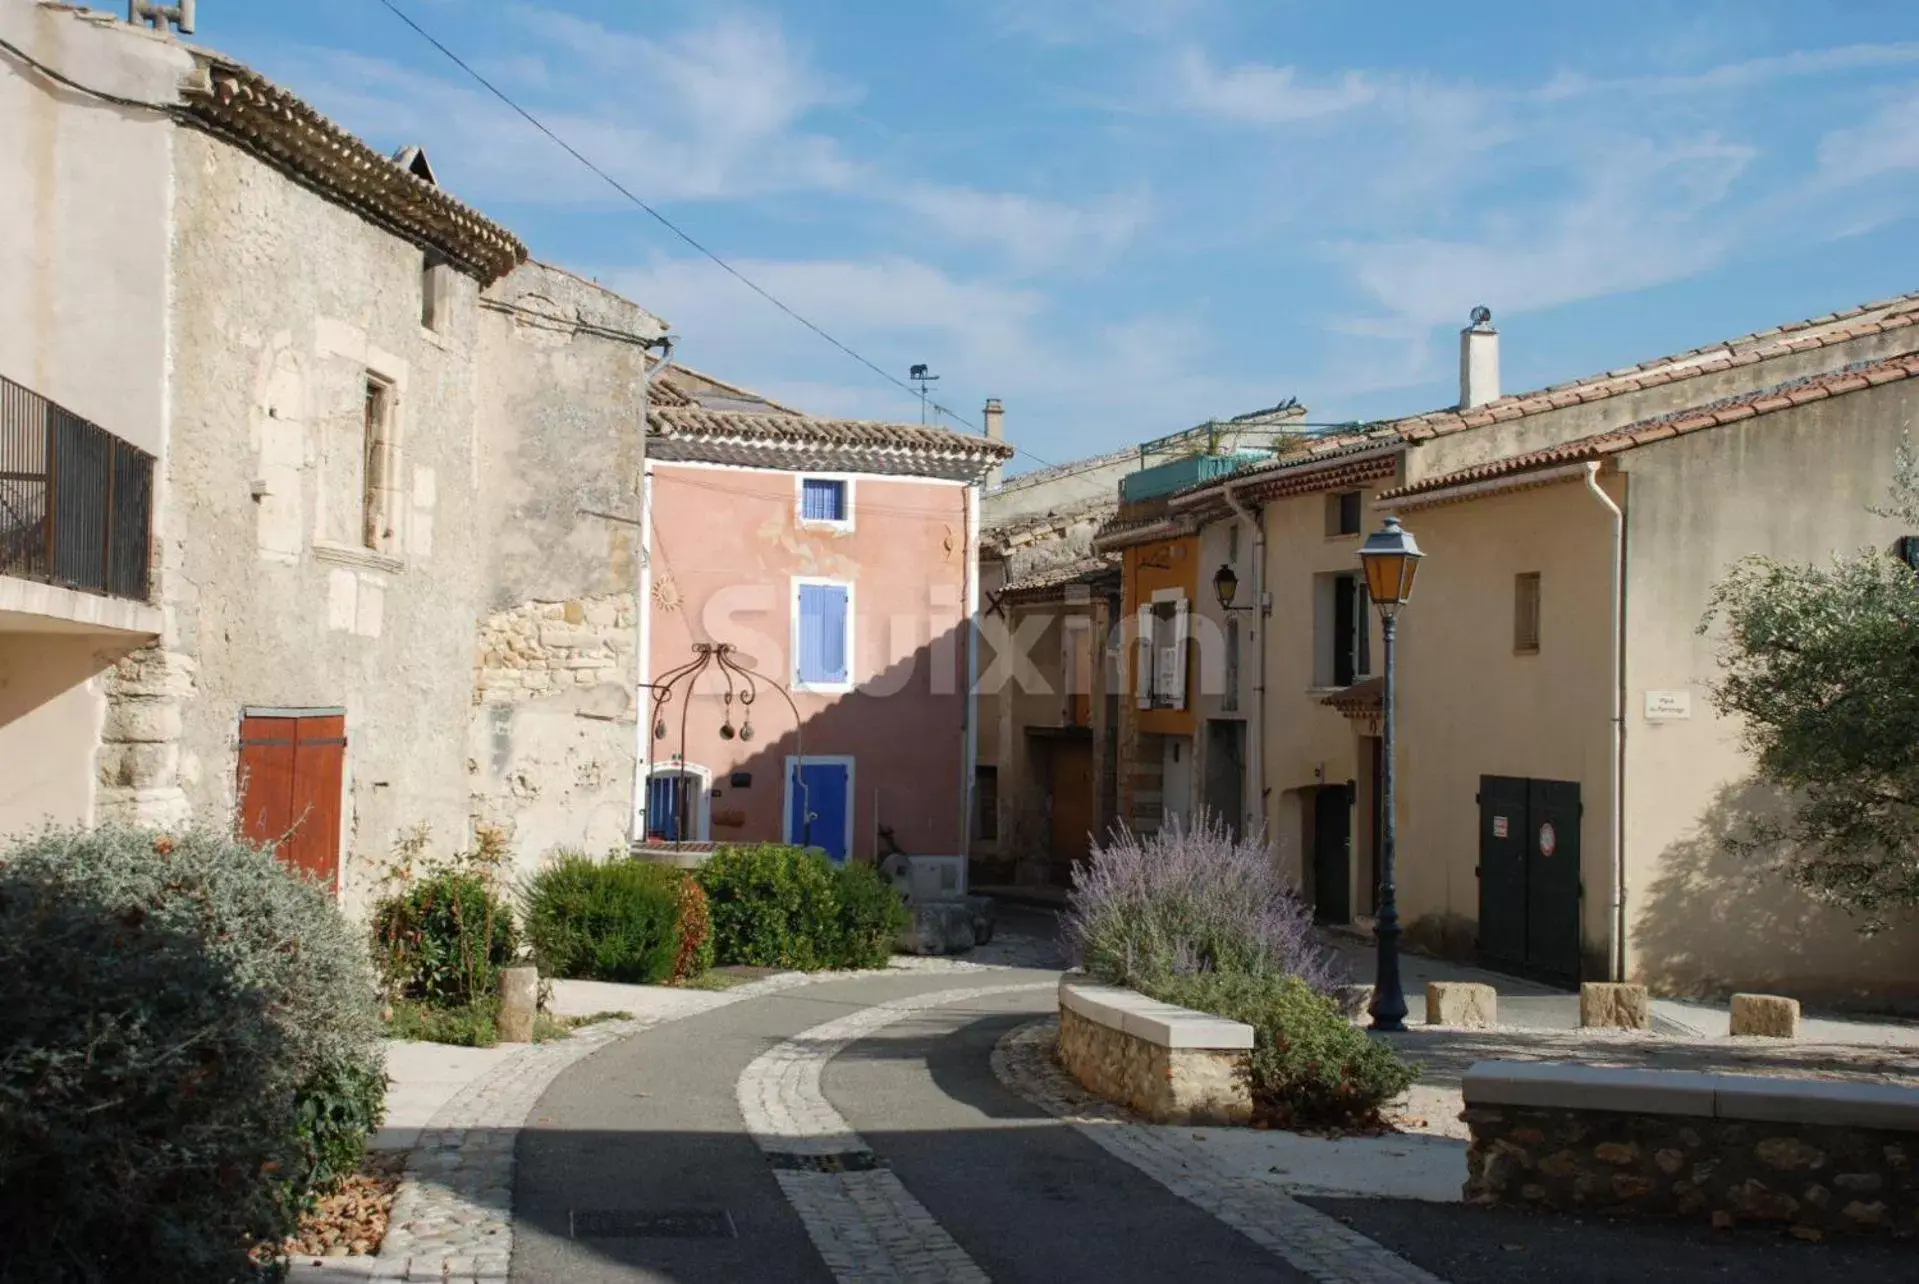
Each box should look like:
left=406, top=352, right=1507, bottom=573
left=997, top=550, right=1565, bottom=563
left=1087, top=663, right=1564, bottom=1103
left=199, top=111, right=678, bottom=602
left=129, top=0, right=195, bottom=35
left=909, top=364, right=940, bottom=425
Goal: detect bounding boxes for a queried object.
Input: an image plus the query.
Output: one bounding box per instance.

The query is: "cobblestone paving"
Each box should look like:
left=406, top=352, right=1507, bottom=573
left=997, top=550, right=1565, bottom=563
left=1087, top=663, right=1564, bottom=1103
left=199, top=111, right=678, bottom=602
left=737, top=981, right=1055, bottom=1282
left=992, top=1017, right=1443, bottom=1284
left=883, top=928, right=1066, bottom=974
left=287, top=970, right=834, bottom=1283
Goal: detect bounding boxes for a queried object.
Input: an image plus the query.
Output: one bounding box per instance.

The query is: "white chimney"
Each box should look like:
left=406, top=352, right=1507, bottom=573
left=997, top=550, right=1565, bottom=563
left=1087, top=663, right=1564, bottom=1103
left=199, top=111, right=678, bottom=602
left=983, top=397, right=1005, bottom=491
left=1459, top=306, right=1500, bottom=410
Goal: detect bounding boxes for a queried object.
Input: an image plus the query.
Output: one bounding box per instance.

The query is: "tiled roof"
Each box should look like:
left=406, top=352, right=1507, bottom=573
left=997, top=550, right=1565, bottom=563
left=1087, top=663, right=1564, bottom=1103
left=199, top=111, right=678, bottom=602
left=1382, top=351, right=1919, bottom=502
left=982, top=498, right=1117, bottom=556
left=647, top=405, right=1013, bottom=481
left=999, top=556, right=1121, bottom=599
left=179, top=53, right=527, bottom=283
left=1392, top=294, right=1919, bottom=443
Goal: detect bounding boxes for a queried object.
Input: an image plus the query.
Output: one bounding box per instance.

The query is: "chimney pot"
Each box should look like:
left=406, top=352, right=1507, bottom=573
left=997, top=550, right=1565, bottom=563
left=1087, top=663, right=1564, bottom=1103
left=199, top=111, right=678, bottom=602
left=1459, top=307, right=1500, bottom=410
left=982, top=398, right=1005, bottom=491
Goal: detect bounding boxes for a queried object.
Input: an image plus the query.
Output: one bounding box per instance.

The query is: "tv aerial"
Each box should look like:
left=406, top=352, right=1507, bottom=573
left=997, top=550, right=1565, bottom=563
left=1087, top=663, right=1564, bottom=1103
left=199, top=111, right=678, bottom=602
left=909, top=364, right=940, bottom=424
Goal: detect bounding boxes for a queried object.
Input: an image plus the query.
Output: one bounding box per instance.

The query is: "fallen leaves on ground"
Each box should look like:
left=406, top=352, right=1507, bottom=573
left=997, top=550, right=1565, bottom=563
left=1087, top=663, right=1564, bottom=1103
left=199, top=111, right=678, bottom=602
left=285, top=1151, right=406, bottom=1259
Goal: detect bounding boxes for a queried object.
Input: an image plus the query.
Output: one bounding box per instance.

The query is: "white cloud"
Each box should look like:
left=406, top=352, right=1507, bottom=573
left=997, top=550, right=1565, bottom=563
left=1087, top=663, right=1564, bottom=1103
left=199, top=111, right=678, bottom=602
left=990, top=0, right=1211, bottom=46
left=1818, top=89, right=1919, bottom=186
left=889, top=185, right=1151, bottom=271
left=1175, top=50, right=1378, bottom=125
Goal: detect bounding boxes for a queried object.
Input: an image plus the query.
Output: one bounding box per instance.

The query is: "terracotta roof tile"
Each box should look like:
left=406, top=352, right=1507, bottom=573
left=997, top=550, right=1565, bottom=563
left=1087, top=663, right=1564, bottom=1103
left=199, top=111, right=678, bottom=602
left=648, top=405, right=1013, bottom=479
left=1381, top=351, right=1919, bottom=502
left=999, top=556, right=1122, bottom=598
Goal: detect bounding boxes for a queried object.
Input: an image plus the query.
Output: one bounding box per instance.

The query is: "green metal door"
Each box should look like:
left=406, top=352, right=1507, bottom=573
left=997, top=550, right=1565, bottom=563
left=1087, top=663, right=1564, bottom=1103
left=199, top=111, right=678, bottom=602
left=1525, top=780, right=1582, bottom=986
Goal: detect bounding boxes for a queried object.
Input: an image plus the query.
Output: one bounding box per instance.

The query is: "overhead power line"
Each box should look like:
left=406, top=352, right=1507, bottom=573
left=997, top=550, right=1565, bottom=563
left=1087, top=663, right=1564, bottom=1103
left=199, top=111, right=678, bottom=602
left=374, top=0, right=1049, bottom=469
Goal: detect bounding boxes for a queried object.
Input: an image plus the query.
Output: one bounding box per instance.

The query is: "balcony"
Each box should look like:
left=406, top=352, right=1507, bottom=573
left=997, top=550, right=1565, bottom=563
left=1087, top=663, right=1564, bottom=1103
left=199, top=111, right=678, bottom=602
left=1, top=374, right=158, bottom=635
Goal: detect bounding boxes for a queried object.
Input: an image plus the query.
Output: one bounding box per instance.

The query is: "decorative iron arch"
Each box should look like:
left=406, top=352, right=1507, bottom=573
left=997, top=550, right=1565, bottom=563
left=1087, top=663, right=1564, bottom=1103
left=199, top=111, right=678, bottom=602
left=641, top=642, right=809, bottom=848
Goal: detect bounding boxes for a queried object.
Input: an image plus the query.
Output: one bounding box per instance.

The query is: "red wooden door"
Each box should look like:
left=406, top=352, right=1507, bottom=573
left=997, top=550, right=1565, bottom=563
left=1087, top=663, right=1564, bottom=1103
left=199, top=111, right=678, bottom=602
left=238, top=710, right=346, bottom=890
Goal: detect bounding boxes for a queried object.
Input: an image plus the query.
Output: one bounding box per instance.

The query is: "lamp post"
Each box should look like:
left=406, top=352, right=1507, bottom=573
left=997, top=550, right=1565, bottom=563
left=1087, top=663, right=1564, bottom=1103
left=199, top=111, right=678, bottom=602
left=1356, top=515, right=1424, bottom=1032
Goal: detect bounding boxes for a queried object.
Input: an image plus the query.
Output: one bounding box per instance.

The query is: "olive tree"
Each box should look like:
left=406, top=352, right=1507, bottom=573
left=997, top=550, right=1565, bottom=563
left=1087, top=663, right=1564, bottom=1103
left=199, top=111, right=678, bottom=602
left=1701, top=446, right=1919, bottom=929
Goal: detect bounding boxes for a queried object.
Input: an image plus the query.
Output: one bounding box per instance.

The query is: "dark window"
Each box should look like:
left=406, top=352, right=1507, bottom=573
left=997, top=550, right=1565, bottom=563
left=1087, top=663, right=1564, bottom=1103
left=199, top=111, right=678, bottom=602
left=1515, top=572, right=1541, bottom=654
left=1331, top=572, right=1370, bottom=687
left=1223, top=619, right=1240, bottom=712
left=1327, top=490, right=1363, bottom=536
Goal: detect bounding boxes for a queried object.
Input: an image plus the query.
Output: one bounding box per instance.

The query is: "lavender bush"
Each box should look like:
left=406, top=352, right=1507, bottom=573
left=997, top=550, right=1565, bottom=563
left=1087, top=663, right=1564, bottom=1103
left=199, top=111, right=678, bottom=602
left=1064, top=812, right=1343, bottom=992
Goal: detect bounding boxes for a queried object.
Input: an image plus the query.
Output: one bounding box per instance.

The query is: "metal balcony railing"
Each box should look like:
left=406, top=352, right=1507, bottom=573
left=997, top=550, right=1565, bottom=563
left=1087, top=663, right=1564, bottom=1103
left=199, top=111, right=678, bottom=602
left=0, top=374, right=154, bottom=602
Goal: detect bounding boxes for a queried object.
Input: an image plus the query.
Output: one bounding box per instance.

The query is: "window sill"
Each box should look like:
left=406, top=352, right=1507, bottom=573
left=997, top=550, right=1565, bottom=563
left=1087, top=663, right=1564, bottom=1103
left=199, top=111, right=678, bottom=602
left=313, top=541, right=405, bottom=574
left=793, top=680, right=855, bottom=695
left=1514, top=647, right=1540, bottom=657
left=797, top=519, right=855, bottom=533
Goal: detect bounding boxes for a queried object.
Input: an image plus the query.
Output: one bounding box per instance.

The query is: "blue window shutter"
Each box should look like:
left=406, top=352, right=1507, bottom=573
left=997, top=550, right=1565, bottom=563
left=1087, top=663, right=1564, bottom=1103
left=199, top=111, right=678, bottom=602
left=802, top=478, right=845, bottom=522
left=797, top=583, right=849, bottom=684
left=647, top=774, right=681, bottom=840
left=821, top=585, right=848, bottom=682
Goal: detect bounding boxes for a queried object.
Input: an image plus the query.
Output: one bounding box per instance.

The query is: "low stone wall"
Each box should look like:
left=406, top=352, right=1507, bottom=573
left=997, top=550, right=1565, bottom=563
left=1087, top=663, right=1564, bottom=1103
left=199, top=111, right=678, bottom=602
left=1464, top=1060, right=1919, bottom=1236
left=1056, top=977, right=1253, bottom=1125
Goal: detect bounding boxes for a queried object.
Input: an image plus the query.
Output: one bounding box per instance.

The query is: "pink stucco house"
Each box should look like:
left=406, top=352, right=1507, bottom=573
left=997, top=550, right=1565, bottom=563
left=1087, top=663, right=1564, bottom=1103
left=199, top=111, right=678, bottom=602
left=638, top=367, right=1012, bottom=864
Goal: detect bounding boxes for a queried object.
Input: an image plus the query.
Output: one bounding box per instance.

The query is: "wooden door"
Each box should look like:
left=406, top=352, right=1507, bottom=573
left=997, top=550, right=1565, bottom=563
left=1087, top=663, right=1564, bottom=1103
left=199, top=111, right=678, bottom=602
left=238, top=709, right=346, bottom=890
left=1312, top=784, right=1352, bottom=924
left=1049, top=739, right=1096, bottom=870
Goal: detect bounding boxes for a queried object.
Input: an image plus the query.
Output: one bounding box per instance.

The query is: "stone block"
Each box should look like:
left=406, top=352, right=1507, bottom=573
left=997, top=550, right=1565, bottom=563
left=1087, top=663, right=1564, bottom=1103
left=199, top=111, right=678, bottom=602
left=1427, top=981, right=1498, bottom=1028
left=1580, top=982, right=1650, bottom=1029
left=1334, top=984, right=1374, bottom=1018
left=899, top=900, right=976, bottom=956
left=498, top=966, right=538, bottom=1043
left=1730, top=993, right=1800, bottom=1039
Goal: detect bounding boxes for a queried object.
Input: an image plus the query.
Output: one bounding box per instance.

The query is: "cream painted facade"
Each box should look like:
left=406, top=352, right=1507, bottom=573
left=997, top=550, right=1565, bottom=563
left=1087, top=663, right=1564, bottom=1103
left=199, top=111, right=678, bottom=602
left=1206, top=303, right=1919, bottom=1007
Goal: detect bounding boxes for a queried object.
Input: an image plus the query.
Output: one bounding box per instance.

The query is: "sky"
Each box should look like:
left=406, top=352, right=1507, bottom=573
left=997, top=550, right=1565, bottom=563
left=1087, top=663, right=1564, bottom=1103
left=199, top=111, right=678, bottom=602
left=197, top=0, right=1919, bottom=474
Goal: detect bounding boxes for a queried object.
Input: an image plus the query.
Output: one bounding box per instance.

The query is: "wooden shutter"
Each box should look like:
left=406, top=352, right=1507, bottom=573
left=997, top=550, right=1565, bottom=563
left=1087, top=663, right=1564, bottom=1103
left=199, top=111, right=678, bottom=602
left=1134, top=605, right=1153, bottom=708
left=238, top=710, right=345, bottom=891
left=797, top=583, right=850, bottom=685
left=1168, top=596, right=1190, bottom=711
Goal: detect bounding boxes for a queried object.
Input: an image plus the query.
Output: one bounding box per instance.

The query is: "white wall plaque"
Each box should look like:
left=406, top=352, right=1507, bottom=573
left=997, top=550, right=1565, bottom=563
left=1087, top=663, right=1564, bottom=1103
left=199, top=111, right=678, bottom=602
left=1644, top=690, right=1692, bottom=722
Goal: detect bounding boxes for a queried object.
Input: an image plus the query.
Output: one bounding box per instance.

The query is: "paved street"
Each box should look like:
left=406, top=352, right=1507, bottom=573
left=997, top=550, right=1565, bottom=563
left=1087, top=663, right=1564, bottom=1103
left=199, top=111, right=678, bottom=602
left=486, top=917, right=1919, bottom=1283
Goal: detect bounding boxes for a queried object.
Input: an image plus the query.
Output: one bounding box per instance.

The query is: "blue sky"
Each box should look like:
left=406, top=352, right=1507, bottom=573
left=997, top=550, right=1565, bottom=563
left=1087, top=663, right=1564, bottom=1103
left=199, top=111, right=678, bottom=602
left=202, top=1, right=1919, bottom=472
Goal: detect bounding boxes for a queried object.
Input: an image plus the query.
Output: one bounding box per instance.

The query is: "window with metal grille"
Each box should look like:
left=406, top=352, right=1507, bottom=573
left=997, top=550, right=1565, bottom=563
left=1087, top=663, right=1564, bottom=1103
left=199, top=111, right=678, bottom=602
left=1515, top=572, right=1542, bottom=654
left=800, top=477, right=848, bottom=524
left=1223, top=618, right=1240, bottom=712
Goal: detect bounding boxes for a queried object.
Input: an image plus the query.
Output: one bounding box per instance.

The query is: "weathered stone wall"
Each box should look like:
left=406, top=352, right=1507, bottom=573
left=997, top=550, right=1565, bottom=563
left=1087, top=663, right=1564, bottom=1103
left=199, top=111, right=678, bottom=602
left=1464, top=1103, right=1919, bottom=1236
left=471, top=261, right=666, bottom=876
left=468, top=593, right=638, bottom=878
left=1057, top=1006, right=1252, bottom=1125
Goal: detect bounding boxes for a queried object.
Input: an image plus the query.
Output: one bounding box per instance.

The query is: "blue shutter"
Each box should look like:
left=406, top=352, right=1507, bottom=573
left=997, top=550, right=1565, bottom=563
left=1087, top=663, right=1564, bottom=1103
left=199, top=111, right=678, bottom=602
left=797, top=583, right=849, bottom=685
left=802, top=478, right=845, bottom=522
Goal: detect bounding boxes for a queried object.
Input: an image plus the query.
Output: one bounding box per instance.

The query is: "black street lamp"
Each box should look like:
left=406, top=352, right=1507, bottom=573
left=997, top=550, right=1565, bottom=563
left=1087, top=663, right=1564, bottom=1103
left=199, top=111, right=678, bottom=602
left=1356, top=515, right=1424, bottom=1033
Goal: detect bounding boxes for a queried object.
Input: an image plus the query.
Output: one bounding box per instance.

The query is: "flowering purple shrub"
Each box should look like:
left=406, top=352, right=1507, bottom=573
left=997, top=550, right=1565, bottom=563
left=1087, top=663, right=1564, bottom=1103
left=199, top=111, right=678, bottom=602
left=1064, top=812, right=1343, bottom=992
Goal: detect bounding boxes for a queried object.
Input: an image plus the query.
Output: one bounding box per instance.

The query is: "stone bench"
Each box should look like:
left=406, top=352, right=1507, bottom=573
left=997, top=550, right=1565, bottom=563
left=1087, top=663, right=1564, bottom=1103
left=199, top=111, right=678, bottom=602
left=1056, top=976, right=1255, bottom=1125
left=1463, top=1060, right=1919, bottom=1236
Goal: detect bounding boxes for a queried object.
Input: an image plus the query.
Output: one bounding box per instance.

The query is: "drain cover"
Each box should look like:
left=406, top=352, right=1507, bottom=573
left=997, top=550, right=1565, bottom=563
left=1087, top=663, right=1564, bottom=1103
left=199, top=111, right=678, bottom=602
left=570, top=1208, right=737, bottom=1239
left=764, top=1150, right=886, bottom=1173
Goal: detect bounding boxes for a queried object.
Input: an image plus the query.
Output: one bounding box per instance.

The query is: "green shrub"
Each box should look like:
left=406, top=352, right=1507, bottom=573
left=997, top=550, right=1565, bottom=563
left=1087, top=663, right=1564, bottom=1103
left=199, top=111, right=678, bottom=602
left=1142, top=971, right=1416, bottom=1128
left=828, top=861, right=910, bottom=970
left=385, top=998, right=498, bottom=1047
left=673, top=876, right=715, bottom=982
left=372, top=868, right=518, bottom=1007
left=698, top=844, right=844, bottom=969
left=521, top=853, right=684, bottom=984
left=0, top=825, right=385, bottom=1281
left=697, top=844, right=904, bottom=970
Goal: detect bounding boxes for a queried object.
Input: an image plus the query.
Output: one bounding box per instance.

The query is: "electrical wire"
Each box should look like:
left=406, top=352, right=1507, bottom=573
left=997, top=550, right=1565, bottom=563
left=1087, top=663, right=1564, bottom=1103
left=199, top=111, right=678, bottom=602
left=374, top=0, right=1050, bottom=468
left=0, top=35, right=181, bottom=114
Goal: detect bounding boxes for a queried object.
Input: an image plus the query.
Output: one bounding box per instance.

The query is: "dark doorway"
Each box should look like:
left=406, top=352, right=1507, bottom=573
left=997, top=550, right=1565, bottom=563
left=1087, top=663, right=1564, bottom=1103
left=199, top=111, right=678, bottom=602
left=1478, top=775, right=1582, bottom=985
left=1363, top=736, right=1383, bottom=918
left=1203, top=719, right=1245, bottom=839
left=1312, top=784, right=1352, bottom=924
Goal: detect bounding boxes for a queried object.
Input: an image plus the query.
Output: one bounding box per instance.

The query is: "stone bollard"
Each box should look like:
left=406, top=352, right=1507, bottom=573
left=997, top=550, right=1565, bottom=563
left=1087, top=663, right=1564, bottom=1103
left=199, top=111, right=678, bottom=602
left=1426, top=981, right=1498, bottom=1028
left=1729, top=993, right=1800, bottom=1038
left=499, top=965, right=539, bottom=1044
left=1334, top=984, right=1374, bottom=1019
left=1580, top=981, right=1650, bottom=1030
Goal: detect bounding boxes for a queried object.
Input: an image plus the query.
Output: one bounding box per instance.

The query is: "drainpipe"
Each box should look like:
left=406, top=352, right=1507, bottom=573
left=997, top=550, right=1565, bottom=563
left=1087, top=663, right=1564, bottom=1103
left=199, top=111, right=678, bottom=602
left=1223, top=483, right=1266, bottom=840
left=631, top=338, right=675, bottom=846
left=960, top=479, right=981, bottom=863
left=1584, top=461, right=1626, bottom=982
